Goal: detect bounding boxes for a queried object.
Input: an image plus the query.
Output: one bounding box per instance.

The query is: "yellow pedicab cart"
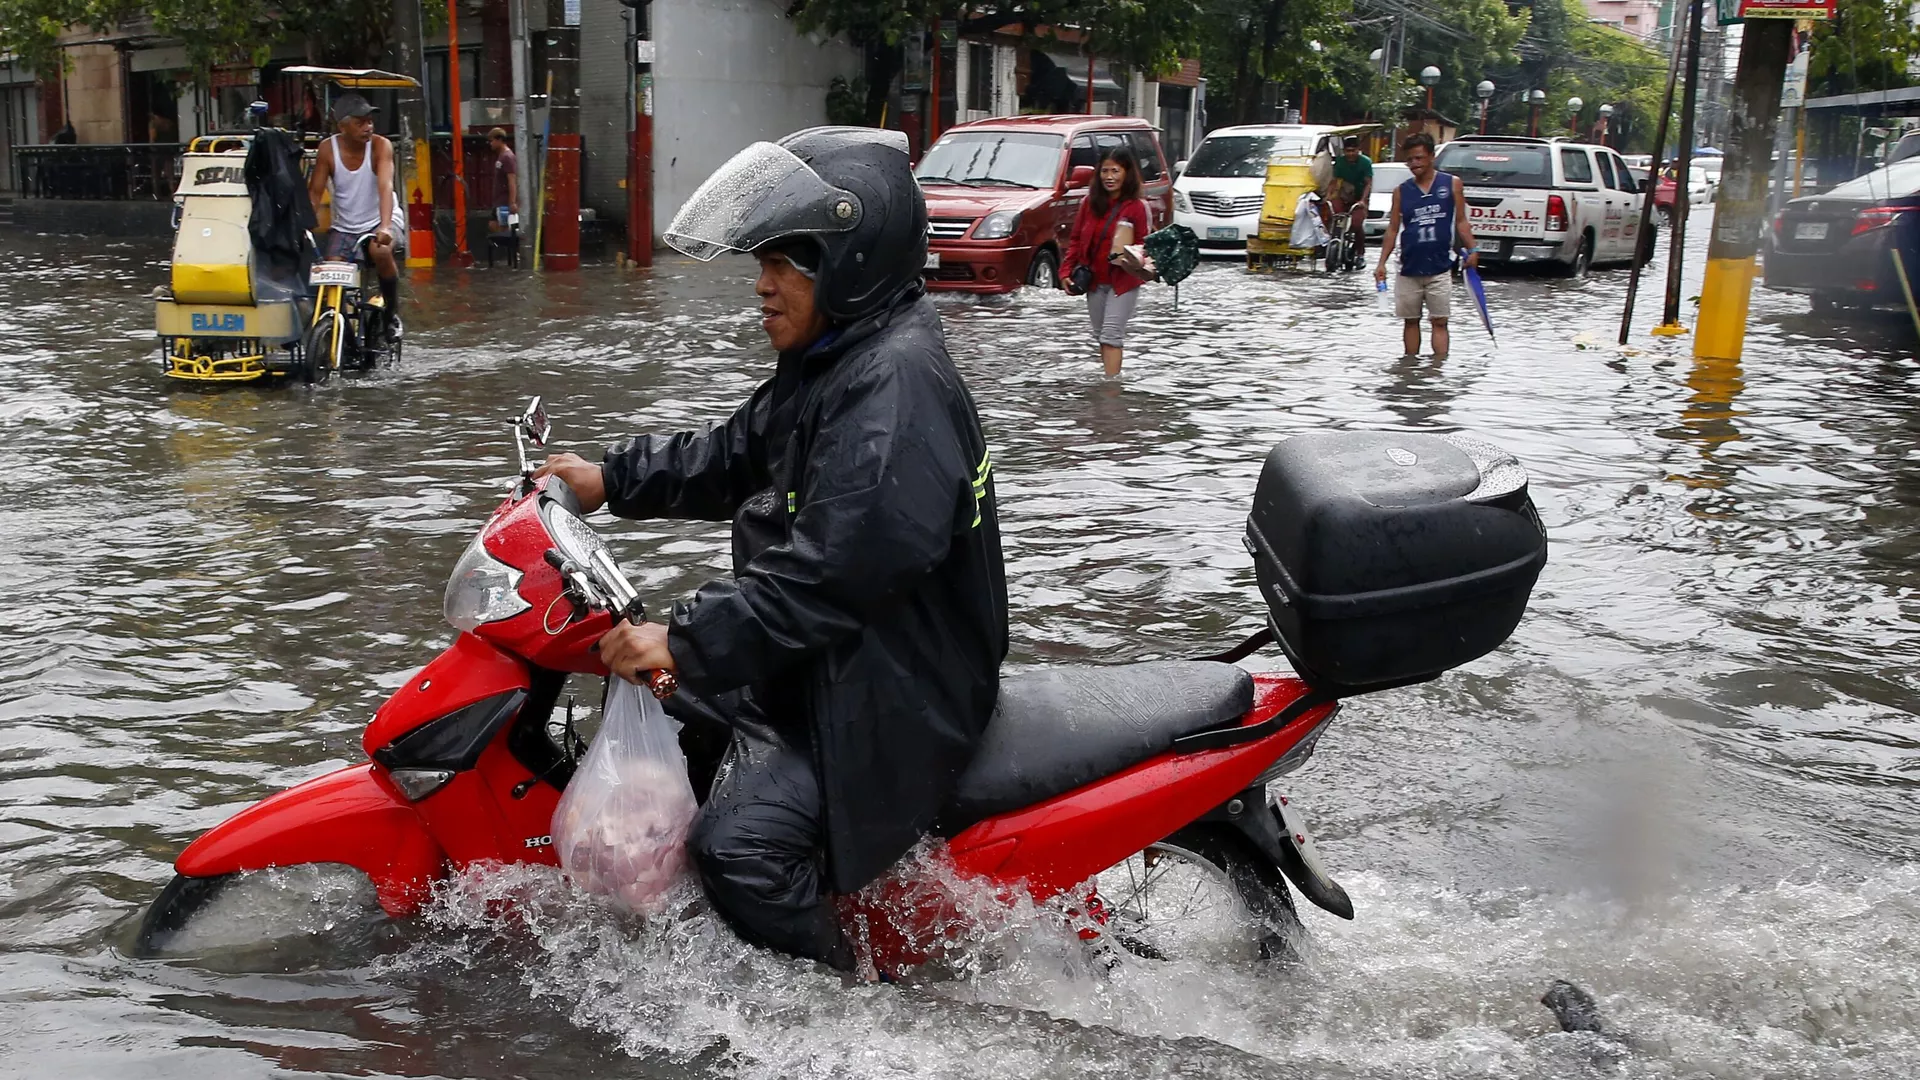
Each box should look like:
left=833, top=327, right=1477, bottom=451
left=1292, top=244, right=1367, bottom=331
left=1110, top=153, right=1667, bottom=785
left=1244, top=122, right=1382, bottom=273
left=155, top=67, right=420, bottom=385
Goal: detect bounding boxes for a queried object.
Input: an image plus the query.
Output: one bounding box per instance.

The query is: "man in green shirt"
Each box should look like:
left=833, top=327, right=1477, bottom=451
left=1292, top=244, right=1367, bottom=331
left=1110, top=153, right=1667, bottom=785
left=1328, top=137, right=1374, bottom=256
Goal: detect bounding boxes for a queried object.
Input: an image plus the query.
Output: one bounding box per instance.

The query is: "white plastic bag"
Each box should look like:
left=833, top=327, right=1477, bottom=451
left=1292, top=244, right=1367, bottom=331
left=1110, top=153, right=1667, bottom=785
left=1290, top=193, right=1330, bottom=248
left=551, top=676, right=699, bottom=913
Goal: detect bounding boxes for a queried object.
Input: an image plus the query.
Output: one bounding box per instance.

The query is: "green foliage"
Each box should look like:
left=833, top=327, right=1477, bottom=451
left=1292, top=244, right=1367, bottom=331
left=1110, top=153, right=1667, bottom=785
left=1481, top=0, right=1668, bottom=151
left=1199, top=0, right=1530, bottom=129
left=0, top=0, right=400, bottom=79
left=825, top=75, right=869, bottom=127
left=1195, top=0, right=1351, bottom=127
left=1806, top=0, right=1920, bottom=96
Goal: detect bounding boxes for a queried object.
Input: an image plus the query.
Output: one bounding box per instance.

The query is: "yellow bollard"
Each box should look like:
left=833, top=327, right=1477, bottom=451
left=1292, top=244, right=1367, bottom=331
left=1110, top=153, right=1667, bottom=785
left=1693, top=256, right=1757, bottom=359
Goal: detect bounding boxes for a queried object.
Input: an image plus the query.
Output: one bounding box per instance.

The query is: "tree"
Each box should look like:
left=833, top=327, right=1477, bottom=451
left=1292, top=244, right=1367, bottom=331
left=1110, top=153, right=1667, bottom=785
left=1194, top=0, right=1351, bottom=127
left=1480, top=0, right=1667, bottom=150
left=1210, top=0, right=1529, bottom=131
left=0, top=0, right=405, bottom=80
left=784, top=0, right=1207, bottom=125
left=1806, top=0, right=1919, bottom=97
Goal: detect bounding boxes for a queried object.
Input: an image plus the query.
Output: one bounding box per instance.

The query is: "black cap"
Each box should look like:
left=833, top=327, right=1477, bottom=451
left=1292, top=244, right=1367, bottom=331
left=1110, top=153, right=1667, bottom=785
left=1342, top=136, right=1359, bottom=149
left=333, top=93, right=378, bottom=122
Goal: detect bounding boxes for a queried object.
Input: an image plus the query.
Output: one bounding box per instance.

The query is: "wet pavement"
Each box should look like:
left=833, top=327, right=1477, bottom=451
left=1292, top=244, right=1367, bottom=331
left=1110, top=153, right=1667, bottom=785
left=1, top=224, right=1917, bottom=1079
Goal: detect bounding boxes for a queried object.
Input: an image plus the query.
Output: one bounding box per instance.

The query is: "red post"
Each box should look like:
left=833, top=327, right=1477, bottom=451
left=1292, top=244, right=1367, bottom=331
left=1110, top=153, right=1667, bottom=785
left=628, top=90, right=652, bottom=264
left=627, top=17, right=653, bottom=266
left=1479, top=102, right=1488, bottom=134
left=447, top=0, right=473, bottom=266
left=1425, top=86, right=1434, bottom=112
left=543, top=134, right=582, bottom=271
left=1300, top=84, right=1309, bottom=122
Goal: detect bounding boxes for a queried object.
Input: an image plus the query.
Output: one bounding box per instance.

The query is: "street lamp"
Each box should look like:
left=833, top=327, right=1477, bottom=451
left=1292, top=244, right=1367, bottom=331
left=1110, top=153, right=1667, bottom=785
left=1566, top=95, right=1584, bottom=137
left=1419, top=65, right=1441, bottom=112
left=1597, top=102, right=1614, bottom=146
left=1476, top=79, right=1495, bottom=134
left=1527, top=88, right=1546, bottom=137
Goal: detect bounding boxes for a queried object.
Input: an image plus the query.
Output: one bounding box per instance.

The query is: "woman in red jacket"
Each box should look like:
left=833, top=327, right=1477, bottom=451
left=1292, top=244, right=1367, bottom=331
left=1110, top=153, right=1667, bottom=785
left=1061, top=147, right=1152, bottom=377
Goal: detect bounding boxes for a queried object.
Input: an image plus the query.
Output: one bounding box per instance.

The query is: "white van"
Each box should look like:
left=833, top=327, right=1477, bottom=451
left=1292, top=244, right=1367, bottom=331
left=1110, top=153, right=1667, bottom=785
left=1172, top=124, right=1345, bottom=255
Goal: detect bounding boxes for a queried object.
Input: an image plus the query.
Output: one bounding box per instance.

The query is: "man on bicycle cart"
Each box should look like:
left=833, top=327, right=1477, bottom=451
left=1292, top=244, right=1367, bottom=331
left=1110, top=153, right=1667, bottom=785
left=307, top=92, right=405, bottom=341
left=1327, top=137, right=1373, bottom=260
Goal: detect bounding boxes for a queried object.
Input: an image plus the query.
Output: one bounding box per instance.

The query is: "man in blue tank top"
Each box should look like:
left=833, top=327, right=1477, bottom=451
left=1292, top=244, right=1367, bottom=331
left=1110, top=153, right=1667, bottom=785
left=1373, top=132, right=1478, bottom=360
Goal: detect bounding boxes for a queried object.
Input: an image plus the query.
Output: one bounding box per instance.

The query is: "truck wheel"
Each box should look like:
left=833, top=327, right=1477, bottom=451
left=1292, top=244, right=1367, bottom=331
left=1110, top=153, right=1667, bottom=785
left=1558, top=235, right=1594, bottom=279
left=1026, top=248, right=1059, bottom=289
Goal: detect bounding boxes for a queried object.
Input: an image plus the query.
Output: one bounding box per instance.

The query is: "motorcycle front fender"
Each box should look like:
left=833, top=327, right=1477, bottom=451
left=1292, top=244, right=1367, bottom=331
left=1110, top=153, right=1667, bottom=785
left=175, top=762, right=446, bottom=916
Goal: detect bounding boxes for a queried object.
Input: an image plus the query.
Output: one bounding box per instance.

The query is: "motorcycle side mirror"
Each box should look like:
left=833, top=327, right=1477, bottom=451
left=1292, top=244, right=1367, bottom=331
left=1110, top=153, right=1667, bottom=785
left=514, top=396, right=552, bottom=478
left=1066, top=165, right=1094, bottom=190
left=520, top=396, right=551, bottom=448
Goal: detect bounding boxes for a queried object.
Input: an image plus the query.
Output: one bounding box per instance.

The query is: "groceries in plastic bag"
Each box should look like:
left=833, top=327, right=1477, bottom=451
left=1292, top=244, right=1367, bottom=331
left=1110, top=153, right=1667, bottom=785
left=551, top=675, right=699, bottom=913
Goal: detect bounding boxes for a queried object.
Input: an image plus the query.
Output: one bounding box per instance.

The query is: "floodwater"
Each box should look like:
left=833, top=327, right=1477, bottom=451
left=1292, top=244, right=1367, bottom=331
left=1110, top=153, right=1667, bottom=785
left=1, top=224, right=1916, bottom=1080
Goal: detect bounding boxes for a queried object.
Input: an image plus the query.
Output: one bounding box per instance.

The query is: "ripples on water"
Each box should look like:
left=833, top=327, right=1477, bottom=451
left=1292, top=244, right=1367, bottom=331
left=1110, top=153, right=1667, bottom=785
left=1, top=227, right=1917, bottom=1078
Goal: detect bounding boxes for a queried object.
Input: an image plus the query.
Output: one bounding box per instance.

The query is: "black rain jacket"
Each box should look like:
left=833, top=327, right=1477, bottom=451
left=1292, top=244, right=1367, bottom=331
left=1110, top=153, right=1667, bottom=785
left=601, top=294, right=1007, bottom=893
left=243, top=128, right=316, bottom=283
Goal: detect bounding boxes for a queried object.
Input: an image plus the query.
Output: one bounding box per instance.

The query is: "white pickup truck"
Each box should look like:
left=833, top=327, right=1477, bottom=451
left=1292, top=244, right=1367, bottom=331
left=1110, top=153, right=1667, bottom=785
left=1433, top=136, right=1649, bottom=276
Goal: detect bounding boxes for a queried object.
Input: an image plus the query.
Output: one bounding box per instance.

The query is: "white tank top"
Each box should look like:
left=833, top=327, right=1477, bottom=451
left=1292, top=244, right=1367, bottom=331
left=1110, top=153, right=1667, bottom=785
left=328, top=134, right=381, bottom=233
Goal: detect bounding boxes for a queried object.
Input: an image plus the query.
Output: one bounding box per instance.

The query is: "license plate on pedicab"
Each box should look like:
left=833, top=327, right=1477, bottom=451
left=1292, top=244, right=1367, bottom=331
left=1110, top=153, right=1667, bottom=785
left=1207, top=226, right=1238, bottom=240
left=309, top=262, right=358, bottom=286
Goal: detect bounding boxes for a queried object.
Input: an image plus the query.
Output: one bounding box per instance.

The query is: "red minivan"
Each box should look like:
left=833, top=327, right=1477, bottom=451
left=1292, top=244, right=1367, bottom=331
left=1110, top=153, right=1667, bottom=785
left=916, top=115, right=1173, bottom=294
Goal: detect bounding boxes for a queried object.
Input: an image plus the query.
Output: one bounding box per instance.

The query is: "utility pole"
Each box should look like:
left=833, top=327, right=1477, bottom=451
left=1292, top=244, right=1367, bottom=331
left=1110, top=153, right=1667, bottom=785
left=394, top=0, right=434, bottom=267
left=1618, top=0, right=1689, bottom=344
left=1654, top=0, right=1705, bottom=337
left=542, top=0, right=582, bottom=270
left=509, top=0, right=533, bottom=243
left=1694, top=17, right=1795, bottom=362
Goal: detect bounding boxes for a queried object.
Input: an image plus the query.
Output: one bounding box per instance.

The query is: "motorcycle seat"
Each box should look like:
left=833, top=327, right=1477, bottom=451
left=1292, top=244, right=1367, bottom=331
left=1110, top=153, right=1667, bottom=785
left=941, top=660, right=1255, bottom=831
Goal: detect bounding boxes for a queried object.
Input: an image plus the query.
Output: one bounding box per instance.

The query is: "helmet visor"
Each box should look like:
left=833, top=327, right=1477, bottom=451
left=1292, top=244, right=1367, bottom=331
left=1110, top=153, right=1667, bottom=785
left=664, top=142, right=862, bottom=261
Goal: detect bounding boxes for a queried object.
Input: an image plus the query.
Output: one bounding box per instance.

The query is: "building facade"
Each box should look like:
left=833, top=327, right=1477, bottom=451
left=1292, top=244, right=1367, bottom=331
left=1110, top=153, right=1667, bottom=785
left=4, top=1, right=1202, bottom=247
left=1583, top=0, right=1665, bottom=39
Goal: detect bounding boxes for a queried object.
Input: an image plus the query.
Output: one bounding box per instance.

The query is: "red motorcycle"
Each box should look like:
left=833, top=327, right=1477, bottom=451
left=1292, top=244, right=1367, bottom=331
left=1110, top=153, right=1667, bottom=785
left=137, top=401, right=1547, bottom=969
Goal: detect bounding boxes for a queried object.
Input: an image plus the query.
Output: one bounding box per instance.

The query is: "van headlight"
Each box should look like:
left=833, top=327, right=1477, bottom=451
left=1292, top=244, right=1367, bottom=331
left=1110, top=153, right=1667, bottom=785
left=1174, top=189, right=1192, bottom=213
left=972, top=210, right=1021, bottom=240
left=444, top=533, right=530, bottom=632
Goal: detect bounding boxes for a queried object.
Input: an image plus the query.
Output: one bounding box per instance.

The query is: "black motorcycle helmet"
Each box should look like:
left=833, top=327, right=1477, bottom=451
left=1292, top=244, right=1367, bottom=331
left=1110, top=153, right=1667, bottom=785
left=663, top=126, right=928, bottom=324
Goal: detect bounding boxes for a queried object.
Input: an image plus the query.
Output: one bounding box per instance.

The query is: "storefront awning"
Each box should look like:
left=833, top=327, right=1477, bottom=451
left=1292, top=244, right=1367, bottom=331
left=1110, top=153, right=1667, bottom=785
left=1039, top=53, right=1122, bottom=94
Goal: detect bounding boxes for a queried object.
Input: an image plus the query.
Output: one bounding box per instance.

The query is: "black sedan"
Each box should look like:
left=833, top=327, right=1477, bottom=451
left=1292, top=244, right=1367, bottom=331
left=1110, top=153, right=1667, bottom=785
left=1765, top=157, right=1920, bottom=312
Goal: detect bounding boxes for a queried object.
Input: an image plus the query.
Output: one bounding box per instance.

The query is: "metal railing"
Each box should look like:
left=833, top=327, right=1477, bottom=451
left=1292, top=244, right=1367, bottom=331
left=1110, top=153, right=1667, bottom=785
left=14, top=143, right=184, bottom=200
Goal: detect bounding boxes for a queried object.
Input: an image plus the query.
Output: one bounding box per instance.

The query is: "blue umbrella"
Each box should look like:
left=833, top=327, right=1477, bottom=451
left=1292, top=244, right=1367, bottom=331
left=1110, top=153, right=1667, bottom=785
left=1461, top=251, right=1495, bottom=343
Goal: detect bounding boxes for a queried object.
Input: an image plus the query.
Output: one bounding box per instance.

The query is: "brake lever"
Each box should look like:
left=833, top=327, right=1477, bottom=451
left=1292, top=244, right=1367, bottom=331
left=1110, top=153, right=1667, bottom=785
left=580, top=547, right=678, bottom=701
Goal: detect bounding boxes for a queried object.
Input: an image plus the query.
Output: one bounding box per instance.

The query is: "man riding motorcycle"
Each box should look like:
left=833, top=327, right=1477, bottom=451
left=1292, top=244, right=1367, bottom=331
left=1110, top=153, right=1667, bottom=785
left=534, top=128, right=1008, bottom=973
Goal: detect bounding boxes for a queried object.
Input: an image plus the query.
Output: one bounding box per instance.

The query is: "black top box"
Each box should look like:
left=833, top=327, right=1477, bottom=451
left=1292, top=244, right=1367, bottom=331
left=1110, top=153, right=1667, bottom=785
left=1245, top=431, right=1547, bottom=696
